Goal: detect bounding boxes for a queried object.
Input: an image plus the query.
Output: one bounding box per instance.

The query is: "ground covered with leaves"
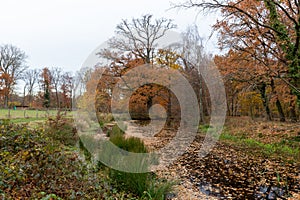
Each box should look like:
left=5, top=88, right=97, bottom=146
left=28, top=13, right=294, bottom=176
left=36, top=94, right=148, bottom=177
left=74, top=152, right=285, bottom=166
left=0, top=119, right=142, bottom=199
left=162, top=117, right=300, bottom=199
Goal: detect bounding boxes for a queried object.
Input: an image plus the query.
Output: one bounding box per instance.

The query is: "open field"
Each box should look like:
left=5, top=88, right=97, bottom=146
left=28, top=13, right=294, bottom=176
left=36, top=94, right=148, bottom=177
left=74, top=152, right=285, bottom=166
left=0, top=109, right=73, bottom=120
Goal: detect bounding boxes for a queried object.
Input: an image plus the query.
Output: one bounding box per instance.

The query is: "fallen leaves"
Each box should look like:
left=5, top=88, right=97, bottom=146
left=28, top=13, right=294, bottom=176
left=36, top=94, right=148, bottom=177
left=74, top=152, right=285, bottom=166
left=145, top=117, right=300, bottom=199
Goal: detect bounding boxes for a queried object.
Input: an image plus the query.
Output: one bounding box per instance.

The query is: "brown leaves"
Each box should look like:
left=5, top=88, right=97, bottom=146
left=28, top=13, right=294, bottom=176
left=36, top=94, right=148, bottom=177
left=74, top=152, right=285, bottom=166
left=147, top=117, right=300, bottom=199
left=169, top=136, right=299, bottom=199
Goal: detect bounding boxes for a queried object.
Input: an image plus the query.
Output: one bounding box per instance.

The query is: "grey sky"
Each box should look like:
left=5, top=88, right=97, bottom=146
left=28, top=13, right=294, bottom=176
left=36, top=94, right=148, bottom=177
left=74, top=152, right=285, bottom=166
left=0, top=0, right=219, bottom=73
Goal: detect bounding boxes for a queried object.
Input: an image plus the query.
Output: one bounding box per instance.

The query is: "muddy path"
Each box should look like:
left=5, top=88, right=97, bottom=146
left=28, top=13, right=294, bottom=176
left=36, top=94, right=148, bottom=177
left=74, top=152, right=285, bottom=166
left=124, top=120, right=300, bottom=200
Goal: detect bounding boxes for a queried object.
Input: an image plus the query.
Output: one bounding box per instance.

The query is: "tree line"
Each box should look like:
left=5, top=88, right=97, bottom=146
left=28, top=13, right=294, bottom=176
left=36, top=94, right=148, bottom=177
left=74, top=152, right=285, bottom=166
left=0, top=45, right=74, bottom=110
left=2, top=1, right=299, bottom=122
left=81, top=12, right=299, bottom=123
left=76, top=15, right=214, bottom=126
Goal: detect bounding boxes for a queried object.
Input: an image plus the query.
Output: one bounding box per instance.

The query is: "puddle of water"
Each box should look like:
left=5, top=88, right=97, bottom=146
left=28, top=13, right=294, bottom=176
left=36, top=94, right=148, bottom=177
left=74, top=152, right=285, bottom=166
left=255, top=185, right=287, bottom=199
left=196, top=181, right=288, bottom=199
left=196, top=182, right=224, bottom=198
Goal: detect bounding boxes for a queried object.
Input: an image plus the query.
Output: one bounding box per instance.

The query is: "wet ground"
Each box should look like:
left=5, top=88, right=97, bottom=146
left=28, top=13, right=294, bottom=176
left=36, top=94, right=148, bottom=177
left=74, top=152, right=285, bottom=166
left=125, top=120, right=300, bottom=199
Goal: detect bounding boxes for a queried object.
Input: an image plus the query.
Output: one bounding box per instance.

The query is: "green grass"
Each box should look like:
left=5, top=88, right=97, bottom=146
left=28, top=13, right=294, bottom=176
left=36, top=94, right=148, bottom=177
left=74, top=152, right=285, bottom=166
left=110, top=134, right=148, bottom=154
left=198, top=124, right=213, bottom=132
left=108, top=130, right=150, bottom=196
left=100, top=125, right=173, bottom=199
left=0, top=109, right=73, bottom=119
left=9, top=117, right=47, bottom=124
left=219, top=131, right=300, bottom=162
left=219, top=132, right=240, bottom=142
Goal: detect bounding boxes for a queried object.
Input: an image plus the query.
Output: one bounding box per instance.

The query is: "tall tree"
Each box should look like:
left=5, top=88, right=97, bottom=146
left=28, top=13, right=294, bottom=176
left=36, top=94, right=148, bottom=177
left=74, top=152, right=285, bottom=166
left=180, top=25, right=212, bottom=121
left=100, top=14, right=177, bottom=64
left=60, top=72, right=73, bottom=109
left=0, top=44, right=27, bottom=108
left=215, top=50, right=275, bottom=121
left=22, top=68, right=39, bottom=107
left=51, top=67, right=62, bottom=108
left=175, top=0, right=300, bottom=121
left=40, top=67, right=52, bottom=109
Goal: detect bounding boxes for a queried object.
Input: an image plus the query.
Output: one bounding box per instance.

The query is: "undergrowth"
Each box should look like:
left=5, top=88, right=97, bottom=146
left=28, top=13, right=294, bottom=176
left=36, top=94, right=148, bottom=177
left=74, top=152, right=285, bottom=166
left=99, top=124, right=174, bottom=199
left=0, top=119, right=104, bottom=199
left=198, top=123, right=299, bottom=163
left=220, top=131, right=300, bottom=163
left=0, top=117, right=141, bottom=199
left=0, top=113, right=174, bottom=199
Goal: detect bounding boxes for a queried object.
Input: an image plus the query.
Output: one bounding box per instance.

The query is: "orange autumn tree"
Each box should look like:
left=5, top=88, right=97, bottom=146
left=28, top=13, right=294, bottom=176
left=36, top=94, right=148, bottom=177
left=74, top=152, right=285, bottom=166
left=0, top=73, right=13, bottom=107
left=94, top=54, right=181, bottom=124
left=94, top=14, right=180, bottom=124
left=215, top=50, right=288, bottom=121
left=176, top=0, right=300, bottom=121
left=78, top=66, right=104, bottom=112
left=127, top=49, right=183, bottom=121
left=60, top=72, right=73, bottom=109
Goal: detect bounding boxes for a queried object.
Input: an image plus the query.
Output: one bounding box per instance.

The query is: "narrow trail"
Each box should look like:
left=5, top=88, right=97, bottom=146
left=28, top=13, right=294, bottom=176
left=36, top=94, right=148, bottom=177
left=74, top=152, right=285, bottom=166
left=124, top=120, right=300, bottom=200
left=124, top=120, right=218, bottom=200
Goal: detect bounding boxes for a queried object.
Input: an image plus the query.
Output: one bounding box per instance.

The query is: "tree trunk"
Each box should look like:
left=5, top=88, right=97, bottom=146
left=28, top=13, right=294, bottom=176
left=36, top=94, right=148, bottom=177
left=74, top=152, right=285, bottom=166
left=28, top=95, right=32, bottom=107
left=231, top=95, right=234, bottom=116
left=4, top=95, right=8, bottom=108
left=22, top=86, right=26, bottom=107
left=146, top=48, right=151, bottom=64
left=290, top=106, right=297, bottom=122
left=275, top=99, right=286, bottom=122
left=258, top=82, right=272, bottom=121
left=146, top=96, right=153, bottom=120
left=166, top=90, right=172, bottom=127
left=289, top=102, right=298, bottom=122
left=55, top=89, right=59, bottom=109
left=271, top=79, right=285, bottom=122
left=250, top=104, right=254, bottom=120
left=198, top=76, right=204, bottom=122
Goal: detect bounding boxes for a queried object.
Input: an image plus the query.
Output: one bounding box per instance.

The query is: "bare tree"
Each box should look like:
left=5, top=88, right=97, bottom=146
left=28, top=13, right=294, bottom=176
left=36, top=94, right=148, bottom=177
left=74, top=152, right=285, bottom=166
left=22, top=68, right=40, bottom=107
left=73, top=67, right=93, bottom=108
left=181, top=25, right=212, bottom=121
left=100, top=14, right=177, bottom=64
left=51, top=67, right=62, bottom=109
left=74, top=67, right=92, bottom=96
left=0, top=44, right=27, bottom=108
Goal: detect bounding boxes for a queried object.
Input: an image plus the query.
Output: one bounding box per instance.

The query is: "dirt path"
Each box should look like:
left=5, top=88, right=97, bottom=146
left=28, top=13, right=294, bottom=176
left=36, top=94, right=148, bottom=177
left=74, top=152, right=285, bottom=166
left=124, top=120, right=300, bottom=200
left=124, top=121, right=218, bottom=199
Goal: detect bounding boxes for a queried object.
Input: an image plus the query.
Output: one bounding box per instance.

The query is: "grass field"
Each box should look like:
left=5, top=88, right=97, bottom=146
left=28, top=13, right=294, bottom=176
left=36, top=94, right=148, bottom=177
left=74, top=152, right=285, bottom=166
left=0, top=109, right=73, bottom=119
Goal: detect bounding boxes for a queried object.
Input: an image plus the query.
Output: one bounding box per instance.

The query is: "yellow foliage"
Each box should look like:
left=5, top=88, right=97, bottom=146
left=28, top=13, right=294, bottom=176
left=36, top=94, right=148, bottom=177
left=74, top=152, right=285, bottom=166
left=156, top=49, right=183, bottom=70
left=238, top=91, right=263, bottom=117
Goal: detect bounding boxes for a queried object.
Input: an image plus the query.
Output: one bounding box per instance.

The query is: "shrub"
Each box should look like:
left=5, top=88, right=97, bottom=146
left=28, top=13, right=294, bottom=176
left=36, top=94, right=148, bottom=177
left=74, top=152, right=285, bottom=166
left=0, top=122, right=97, bottom=199
left=46, top=113, right=78, bottom=146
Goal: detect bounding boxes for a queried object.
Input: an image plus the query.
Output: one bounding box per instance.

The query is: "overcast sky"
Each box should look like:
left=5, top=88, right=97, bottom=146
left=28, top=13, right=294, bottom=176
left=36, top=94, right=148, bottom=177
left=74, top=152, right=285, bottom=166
left=0, top=0, right=219, bottom=73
